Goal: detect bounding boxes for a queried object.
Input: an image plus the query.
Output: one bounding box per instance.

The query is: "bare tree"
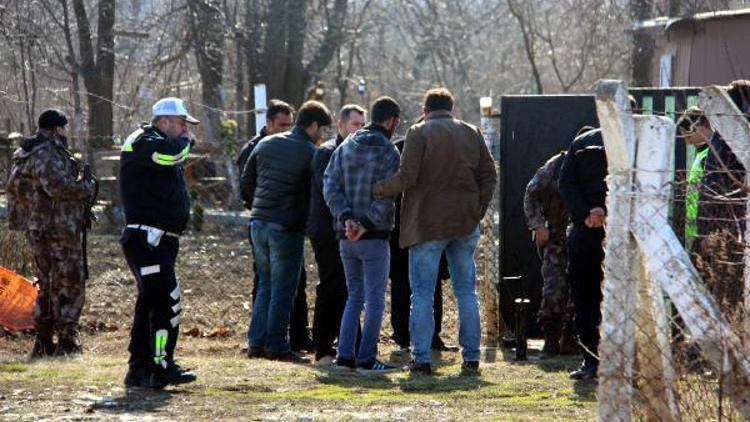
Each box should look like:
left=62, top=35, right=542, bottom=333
left=188, top=0, right=225, bottom=142
left=631, top=0, right=655, bottom=87
left=72, top=0, right=115, bottom=149
left=507, top=0, right=544, bottom=94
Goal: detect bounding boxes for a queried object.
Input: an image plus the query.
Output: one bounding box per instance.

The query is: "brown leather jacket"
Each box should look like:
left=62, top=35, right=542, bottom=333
left=374, top=110, right=497, bottom=248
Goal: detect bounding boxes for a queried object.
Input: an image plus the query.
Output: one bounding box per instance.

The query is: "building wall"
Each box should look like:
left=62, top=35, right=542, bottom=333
left=651, top=16, right=750, bottom=87
left=688, top=18, right=750, bottom=85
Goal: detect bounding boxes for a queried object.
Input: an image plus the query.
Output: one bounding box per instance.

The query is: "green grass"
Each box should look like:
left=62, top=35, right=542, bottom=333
left=0, top=352, right=596, bottom=421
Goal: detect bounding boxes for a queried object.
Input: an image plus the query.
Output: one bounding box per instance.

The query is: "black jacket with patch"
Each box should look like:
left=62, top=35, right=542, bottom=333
left=119, top=124, right=192, bottom=233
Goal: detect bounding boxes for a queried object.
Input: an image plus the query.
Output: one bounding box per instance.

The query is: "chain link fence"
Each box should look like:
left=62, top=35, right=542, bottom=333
left=595, top=81, right=750, bottom=421
left=0, top=124, right=504, bottom=360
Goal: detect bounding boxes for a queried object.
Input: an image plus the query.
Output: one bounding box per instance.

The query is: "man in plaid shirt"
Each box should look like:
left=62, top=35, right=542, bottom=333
left=323, top=96, right=402, bottom=373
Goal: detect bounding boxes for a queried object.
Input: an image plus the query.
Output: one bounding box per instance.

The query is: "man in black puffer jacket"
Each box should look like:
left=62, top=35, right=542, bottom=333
left=237, top=100, right=312, bottom=353
left=241, top=100, right=332, bottom=362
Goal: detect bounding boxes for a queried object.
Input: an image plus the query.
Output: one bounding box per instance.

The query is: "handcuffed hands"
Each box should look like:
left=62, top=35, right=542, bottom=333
left=344, top=219, right=367, bottom=241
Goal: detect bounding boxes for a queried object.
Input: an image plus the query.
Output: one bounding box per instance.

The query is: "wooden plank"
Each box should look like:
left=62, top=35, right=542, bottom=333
left=595, top=80, right=638, bottom=422
left=642, top=96, right=654, bottom=115
left=631, top=115, right=681, bottom=422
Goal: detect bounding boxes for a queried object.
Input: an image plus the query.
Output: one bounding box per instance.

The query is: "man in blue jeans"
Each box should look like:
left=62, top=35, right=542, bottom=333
left=374, top=88, right=497, bottom=375
left=324, top=96, right=402, bottom=373
left=241, top=100, right=332, bottom=362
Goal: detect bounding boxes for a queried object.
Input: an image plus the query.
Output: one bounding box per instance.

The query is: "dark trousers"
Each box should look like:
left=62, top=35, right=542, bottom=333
left=390, top=248, right=443, bottom=348
left=121, top=228, right=182, bottom=372
left=310, top=237, right=348, bottom=359
left=566, top=226, right=605, bottom=368
left=249, top=226, right=309, bottom=349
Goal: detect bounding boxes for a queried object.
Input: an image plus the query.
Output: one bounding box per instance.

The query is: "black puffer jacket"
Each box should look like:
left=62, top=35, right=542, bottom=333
left=240, top=125, right=317, bottom=232
left=236, top=127, right=268, bottom=191
left=306, top=134, right=343, bottom=240
left=558, top=128, right=608, bottom=226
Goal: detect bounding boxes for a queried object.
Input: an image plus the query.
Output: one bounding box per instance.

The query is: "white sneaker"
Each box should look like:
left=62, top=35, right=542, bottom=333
left=356, top=360, right=400, bottom=374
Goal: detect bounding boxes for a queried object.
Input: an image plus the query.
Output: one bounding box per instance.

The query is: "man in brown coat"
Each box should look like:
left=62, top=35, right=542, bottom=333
left=373, top=88, right=497, bottom=375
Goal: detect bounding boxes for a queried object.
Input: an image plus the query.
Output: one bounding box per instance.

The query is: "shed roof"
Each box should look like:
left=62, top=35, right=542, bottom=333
left=631, top=7, right=750, bottom=33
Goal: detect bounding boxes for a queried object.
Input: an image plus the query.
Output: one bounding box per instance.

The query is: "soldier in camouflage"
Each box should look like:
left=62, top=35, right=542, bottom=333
left=6, top=109, right=96, bottom=357
left=523, top=151, right=577, bottom=358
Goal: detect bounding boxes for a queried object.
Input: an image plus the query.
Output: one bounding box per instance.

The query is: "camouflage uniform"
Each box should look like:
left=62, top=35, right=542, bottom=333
left=523, top=151, right=576, bottom=354
left=6, top=130, right=94, bottom=352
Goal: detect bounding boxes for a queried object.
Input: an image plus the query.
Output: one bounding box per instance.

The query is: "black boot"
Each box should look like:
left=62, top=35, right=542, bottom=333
left=30, top=332, right=55, bottom=359
left=569, top=360, right=598, bottom=380
left=559, top=323, right=580, bottom=355
left=150, top=362, right=197, bottom=388
left=539, top=321, right=562, bottom=359
left=124, top=365, right=153, bottom=388
left=54, top=336, right=82, bottom=357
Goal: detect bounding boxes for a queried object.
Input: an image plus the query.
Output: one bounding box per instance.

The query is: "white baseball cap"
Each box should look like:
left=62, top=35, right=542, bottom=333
left=152, top=97, right=200, bottom=124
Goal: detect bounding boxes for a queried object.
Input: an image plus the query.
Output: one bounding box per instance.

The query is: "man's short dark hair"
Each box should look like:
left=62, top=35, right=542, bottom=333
left=267, top=99, right=295, bottom=121
left=728, top=80, right=750, bottom=115
left=424, top=88, right=454, bottom=113
left=677, top=106, right=709, bottom=133
left=296, top=101, right=333, bottom=128
left=339, top=104, right=366, bottom=121
left=370, top=97, right=400, bottom=124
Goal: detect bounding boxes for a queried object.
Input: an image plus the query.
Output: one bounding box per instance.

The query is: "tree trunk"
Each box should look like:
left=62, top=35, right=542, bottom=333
left=630, top=0, right=654, bottom=87
left=72, top=0, right=115, bottom=152
left=243, top=0, right=263, bottom=136
left=188, top=0, right=225, bottom=142
left=263, top=0, right=289, bottom=101
left=234, top=26, right=246, bottom=140
left=284, top=0, right=307, bottom=105
left=303, top=0, right=348, bottom=98
left=507, top=0, right=544, bottom=94
left=667, top=0, right=680, bottom=16
left=59, top=0, right=87, bottom=155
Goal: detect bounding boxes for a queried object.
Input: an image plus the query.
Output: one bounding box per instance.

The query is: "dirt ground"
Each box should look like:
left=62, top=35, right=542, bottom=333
left=0, top=227, right=597, bottom=421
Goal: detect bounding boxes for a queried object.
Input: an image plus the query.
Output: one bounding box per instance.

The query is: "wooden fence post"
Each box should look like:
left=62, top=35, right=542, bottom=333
left=595, top=79, right=750, bottom=420
left=595, top=80, right=639, bottom=422
left=631, top=114, right=681, bottom=422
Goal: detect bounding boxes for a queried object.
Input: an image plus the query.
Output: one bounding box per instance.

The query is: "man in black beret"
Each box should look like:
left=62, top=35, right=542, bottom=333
left=6, top=108, right=96, bottom=357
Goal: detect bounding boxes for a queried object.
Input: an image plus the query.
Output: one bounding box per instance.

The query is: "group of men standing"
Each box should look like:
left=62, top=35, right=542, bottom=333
left=6, top=87, right=496, bottom=389
left=523, top=79, right=750, bottom=382
left=237, top=89, right=497, bottom=374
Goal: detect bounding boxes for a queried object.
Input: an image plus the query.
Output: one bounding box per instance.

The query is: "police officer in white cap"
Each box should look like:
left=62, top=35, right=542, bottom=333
left=120, top=98, right=199, bottom=389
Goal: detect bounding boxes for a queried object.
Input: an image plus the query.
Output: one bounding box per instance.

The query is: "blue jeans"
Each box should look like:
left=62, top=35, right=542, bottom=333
left=410, top=226, right=482, bottom=364
left=338, top=239, right=390, bottom=365
left=247, top=220, right=304, bottom=354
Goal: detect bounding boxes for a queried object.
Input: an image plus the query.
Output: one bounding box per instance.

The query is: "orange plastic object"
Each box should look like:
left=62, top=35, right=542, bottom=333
left=0, top=266, right=37, bottom=331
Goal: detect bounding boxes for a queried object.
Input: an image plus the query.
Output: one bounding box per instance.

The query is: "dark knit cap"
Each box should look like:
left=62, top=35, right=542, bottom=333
left=38, top=109, right=68, bottom=130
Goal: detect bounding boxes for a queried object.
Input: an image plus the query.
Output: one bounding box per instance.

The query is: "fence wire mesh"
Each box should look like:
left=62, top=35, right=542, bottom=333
left=0, top=146, right=504, bottom=361
left=601, top=165, right=750, bottom=421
